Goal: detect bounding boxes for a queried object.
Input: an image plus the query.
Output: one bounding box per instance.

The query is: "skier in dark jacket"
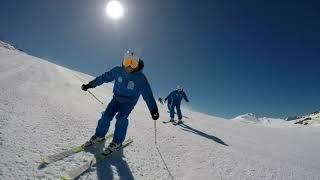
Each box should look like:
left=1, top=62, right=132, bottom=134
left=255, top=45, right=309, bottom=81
left=165, top=85, right=189, bottom=123
left=81, top=51, right=159, bottom=150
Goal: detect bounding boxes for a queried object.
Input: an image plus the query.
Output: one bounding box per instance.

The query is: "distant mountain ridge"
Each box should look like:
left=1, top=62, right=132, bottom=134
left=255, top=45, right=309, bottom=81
left=0, top=41, right=16, bottom=50
left=232, top=111, right=320, bottom=126
left=291, top=111, right=320, bottom=125
left=231, top=113, right=284, bottom=124
left=0, top=40, right=24, bottom=52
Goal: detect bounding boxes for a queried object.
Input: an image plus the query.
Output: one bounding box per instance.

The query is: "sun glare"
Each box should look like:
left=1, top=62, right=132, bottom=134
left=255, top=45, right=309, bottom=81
left=106, top=1, right=124, bottom=19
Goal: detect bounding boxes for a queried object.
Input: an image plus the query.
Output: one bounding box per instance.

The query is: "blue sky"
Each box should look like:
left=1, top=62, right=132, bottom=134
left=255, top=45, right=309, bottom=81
left=0, top=0, right=319, bottom=119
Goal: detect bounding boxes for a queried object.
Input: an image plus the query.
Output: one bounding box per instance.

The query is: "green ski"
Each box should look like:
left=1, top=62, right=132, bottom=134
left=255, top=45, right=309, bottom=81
left=41, top=133, right=114, bottom=164
left=60, top=138, right=133, bottom=180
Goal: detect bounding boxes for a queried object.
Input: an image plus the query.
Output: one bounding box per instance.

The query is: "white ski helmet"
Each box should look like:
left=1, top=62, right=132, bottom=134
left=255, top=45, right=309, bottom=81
left=122, top=50, right=140, bottom=69
left=176, top=85, right=183, bottom=91
left=124, top=50, right=139, bottom=62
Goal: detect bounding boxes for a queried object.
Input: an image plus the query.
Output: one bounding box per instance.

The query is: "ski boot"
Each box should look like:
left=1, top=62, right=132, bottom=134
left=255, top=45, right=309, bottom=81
left=169, top=118, right=175, bottom=123
left=84, top=135, right=105, bottom=147
left=103, top=142, right=123, bottom=155
left=174, top=119, right=183, bottom=125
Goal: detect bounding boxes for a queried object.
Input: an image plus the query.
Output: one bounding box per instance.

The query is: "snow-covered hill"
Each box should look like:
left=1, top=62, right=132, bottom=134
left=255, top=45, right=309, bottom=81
left=1, top=41, right=320, bottom=180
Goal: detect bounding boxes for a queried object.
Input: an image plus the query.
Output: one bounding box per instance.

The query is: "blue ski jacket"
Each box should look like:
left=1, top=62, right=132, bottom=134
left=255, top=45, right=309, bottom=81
left=90, top=60, right=158, bottom=112
left=165, top=90, right=189, bottom=106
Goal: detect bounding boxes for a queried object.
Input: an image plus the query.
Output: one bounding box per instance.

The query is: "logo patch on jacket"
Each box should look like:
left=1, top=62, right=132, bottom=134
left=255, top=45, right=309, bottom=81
left=127, top=81, right=135, bottom=90
left=118, top=76, right=123, bottom=83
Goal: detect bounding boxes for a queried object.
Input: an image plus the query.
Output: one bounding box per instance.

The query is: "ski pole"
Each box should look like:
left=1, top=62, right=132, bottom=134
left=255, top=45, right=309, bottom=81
left=87, top=90, right=104, bottom=105
left=186, top=103, right=193, bottom=120
left=74, top=74, right=105, bottom=105
left=154, top=120, right=157, bottom=144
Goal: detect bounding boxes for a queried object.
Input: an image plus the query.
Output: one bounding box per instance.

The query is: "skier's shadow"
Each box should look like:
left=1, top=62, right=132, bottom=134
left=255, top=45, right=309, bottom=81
left=95, top=148, right=134, bottom=180
left=178, top=123, right=229, bottom=146
left=83, top=141, right=134, bottom=180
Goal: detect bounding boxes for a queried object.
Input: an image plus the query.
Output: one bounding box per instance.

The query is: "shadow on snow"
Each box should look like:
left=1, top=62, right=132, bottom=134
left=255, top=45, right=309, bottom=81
left=177, top=123, right=229, bottom=146
left=81, top=139, right=134, bottom=180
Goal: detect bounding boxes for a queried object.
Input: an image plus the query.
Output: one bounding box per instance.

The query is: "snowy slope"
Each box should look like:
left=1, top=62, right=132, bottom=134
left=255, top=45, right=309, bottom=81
left=1, top=42, right=320, bottom=180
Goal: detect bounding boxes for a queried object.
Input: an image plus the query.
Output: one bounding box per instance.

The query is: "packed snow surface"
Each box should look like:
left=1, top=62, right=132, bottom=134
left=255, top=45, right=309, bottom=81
left=1, top=42, right=320, bottom=180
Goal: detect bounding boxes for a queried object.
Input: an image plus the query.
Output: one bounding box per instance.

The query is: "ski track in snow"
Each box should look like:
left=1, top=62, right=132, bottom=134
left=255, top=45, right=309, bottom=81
left=1, top=45, right=320, bottom=180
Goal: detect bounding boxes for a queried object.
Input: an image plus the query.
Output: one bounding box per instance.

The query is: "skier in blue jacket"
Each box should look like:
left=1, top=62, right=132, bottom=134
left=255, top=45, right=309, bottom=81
left=81, top=51, right=159, bottom=150
left=165, top=85, right=189, bottom=124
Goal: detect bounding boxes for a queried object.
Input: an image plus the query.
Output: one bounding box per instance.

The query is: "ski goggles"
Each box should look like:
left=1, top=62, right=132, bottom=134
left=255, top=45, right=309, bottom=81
left=123, top=58, right=139, bottom=69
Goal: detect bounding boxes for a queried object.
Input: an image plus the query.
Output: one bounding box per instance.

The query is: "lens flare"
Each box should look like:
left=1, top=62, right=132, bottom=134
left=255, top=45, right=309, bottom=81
left=106, top=1, right=124, bottom=19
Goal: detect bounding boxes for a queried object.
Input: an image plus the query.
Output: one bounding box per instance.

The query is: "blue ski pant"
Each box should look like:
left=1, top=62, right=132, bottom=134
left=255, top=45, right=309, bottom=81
left=168, top=102, right=182, bottom=120
left=95, top=97, right=134, bottom=144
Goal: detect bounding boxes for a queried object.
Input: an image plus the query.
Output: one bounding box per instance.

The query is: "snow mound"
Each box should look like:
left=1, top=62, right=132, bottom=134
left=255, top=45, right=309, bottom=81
left=231, top=113, right=259, bottom=123
left=259, top=117, right=286, bottom=123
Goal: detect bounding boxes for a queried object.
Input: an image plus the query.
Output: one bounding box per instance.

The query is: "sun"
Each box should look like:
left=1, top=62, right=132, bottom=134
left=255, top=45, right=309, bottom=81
left=106, top=0, right=124, bottom=19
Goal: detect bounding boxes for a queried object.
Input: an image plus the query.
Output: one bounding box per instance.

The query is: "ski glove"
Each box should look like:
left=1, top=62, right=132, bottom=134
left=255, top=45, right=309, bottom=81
left=150, top=109, right=159, bottom=120
left=158, top=98, right=164, bottom=105
left=81, top=82, right=93, bottom=91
